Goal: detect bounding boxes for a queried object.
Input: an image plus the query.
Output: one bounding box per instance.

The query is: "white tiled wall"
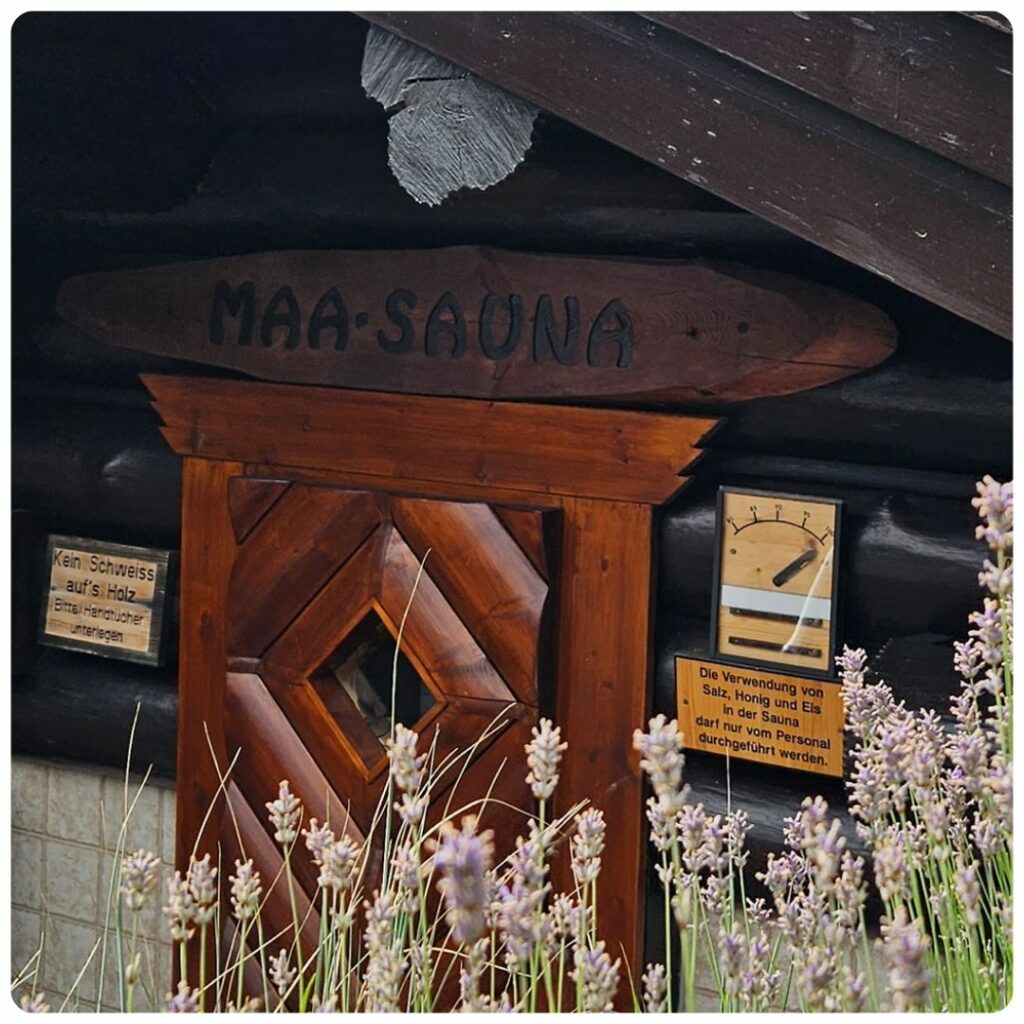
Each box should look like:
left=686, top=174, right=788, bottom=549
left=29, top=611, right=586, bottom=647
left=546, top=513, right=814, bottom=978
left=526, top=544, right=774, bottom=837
left=11, top=757, right=177, bottom=1013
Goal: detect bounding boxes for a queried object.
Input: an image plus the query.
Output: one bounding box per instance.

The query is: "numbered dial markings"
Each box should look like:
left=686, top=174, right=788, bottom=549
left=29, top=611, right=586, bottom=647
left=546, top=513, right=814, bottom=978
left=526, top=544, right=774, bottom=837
left=716, top=492, right=840, bottom=674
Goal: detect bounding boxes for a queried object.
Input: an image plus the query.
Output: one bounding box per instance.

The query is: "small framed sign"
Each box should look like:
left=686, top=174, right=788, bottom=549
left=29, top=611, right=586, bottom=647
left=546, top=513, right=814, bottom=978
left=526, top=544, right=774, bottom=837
left=39, top=535, right=173, bottom=666
left=710, top=487, right=843, bottom=678
left=675, top=655, right=845, bottom=777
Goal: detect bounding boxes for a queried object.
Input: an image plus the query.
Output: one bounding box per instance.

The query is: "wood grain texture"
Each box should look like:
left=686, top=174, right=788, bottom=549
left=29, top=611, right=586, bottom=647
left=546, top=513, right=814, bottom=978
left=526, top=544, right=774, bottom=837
left=362, top=26, right=538, bottom=206
left=494, top=506, right=554, bottom=582
left=57, top=247, right=896, bottom=402
left=145, top=375, right=717, bottom=505
left=227, top=477, right=290, bottom=542
left=553, top=497, right=654, bottom=992
left=226, top=484, right=380, bottom=656
left=176, top=458, right=238, bottom=871
left=646, top=11, right=1011, bottom=186
left=393, top=498, right=552, bottom=702
left=361, top=12, right=1011, bottom=338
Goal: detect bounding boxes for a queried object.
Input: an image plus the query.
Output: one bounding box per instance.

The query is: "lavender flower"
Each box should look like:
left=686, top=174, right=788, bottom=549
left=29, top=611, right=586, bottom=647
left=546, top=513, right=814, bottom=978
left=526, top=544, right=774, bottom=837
left=633, top=715, right=688, bottom=814
left=268, top=948, right=296, bottom=998
left=388, top=723, right=425, bottom=794
left=164, top=870, right=197, bottom=941
left=718, top=922, right=745, bottom=998
left=387, top=724, right=427, bottom=825
left=435, top=815, right=494, bottom=945
left=391, top=843, right=421, bottom=914
left=954, top=856, right=982, bottom=927
left=873, top=829, right=910, bottom=905
left=186, top=853, right=217, bottom=925
left=573, top=941, right=620, bottom=1011
left=167, top=981, right=199, bottom=1013
left=972, top=476, right=1012, bottom=551
left=265, top=779, right=302, bottom=845
left=525, top=717, right=567, bottom=801
left=229, top=858, right=261, bottom=922
left=881, top=907, right=931, bottom=1012
left=120, top=849, right=161, bottom=911
left=363, top=891, right=406, bottom=1012
left=302, top=817, right=333, bottom=865
left=570, top=808, right=605, bottom=885
left=319, top=834, right=361, bottom=893
left=642, top=963, right=667, bottom=1013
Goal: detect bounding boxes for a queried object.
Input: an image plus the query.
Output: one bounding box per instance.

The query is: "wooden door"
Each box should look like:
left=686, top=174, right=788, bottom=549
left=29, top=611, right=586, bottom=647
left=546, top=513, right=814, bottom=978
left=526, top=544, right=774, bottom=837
left=155, top=377, right=716, bottom=996
left=185, top=471, right=558, bottom=976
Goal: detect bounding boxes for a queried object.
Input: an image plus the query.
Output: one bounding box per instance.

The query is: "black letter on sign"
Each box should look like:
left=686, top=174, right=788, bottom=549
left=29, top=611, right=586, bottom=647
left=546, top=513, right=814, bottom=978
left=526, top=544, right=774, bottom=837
left=480, top=294, right=523, bottom=360
left=378, top=289, right=417, bottom=354
left=261, top=286, right=300, bottom=349
left=533, top=295, right=580, bottom=365
left=210, top=280, right=255, bottom=346
left=587, top=299, right=633, bottom=368
left=425, top=291, right=466, bottom=358
left=309, top=288, right=348, bottom=350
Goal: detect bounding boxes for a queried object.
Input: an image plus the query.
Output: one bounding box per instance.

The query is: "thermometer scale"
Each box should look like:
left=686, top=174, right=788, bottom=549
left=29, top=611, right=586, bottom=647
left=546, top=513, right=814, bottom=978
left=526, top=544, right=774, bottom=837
left=710, top=488, right=843, bottom=676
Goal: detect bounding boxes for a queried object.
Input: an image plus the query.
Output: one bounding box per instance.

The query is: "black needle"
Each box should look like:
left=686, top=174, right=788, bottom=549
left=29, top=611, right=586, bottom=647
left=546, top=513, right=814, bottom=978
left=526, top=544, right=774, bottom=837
left=772, top=548, right=818, bottom=587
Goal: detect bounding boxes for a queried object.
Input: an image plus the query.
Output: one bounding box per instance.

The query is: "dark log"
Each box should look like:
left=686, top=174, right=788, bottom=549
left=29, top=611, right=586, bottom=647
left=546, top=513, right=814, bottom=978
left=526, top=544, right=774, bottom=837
left=648, top=12, right=1011, bottom=185
left=361, top=12, right=1011, bottom=338
left=12, top=648, right=178, bottom=778
left=659, top=473, right=987, bottom=641
left=13, top=13, right=217, bottom=214
left=708, top=354, right=1011, bottom=477
left=12, top=510, right=46, bottom=675
left=12, top=385, right=182, bottom=541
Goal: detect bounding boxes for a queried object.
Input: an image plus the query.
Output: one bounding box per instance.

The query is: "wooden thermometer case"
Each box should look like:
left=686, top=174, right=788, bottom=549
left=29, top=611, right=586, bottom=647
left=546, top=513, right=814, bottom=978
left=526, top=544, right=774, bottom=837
left=710, top=486, right=844, bottom=679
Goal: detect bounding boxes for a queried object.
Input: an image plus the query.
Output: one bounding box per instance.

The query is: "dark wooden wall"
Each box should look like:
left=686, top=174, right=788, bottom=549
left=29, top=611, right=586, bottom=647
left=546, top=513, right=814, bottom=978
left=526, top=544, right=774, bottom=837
left=12, top=9, right=1011, bottom=947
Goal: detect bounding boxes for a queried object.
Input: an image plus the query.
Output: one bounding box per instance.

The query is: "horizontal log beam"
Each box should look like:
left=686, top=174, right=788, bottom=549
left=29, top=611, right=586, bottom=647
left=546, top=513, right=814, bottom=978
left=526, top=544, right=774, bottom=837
left=646, top=11, right=1011, bottom=185
left=12, top=648, right=178, bottom=778
left=361, top=11, right=1011, bottom=338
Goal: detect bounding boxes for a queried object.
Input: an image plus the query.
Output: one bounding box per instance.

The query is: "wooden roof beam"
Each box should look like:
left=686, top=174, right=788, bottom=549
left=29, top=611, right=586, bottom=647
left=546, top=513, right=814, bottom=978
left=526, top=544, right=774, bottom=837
left=360, top=11, right=1011, bottom=339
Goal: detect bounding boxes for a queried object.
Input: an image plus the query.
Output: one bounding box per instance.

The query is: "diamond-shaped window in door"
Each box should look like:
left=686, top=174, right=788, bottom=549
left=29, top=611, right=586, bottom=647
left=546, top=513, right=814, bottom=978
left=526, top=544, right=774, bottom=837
left=309, top=611, right=437, bottom=769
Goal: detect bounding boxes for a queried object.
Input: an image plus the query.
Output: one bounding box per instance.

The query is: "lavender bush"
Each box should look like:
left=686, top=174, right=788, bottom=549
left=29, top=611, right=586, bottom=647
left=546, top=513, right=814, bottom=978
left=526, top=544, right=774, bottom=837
left=11, top=478, right=1011, bottom=1012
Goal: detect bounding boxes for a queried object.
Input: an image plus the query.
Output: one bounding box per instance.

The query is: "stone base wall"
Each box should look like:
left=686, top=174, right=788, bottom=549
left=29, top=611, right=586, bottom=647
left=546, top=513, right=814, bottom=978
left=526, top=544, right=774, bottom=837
left=11, top=756, right=176, bottom=1012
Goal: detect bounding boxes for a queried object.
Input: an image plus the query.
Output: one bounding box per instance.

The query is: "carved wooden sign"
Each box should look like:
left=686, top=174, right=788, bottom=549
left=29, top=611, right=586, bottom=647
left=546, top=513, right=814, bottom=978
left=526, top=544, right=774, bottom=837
left=39, top=535, right=173, bottom=666
left=57, top=247, right=895, bottom=404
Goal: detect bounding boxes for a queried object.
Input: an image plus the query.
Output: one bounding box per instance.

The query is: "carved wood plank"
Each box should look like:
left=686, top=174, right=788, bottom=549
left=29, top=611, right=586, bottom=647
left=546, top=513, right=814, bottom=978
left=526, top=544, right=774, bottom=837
left=176, top=458, right=238, bottom=871
left=227, top=485, right=381, bottom=657
left=224, top=672, right=364, bottom=844
left=392, top=498, right=548, bottom=703
left=553, top=497, right=653, bottom=990
left=493, top=506, right=553, bottom=582
left=145, top=375, right=717, bottom=505
left=227, top=477, right=291, bottom=543
left=379, top=528, right=514, bottom=703
left=57, top=247, right=896, bottom=403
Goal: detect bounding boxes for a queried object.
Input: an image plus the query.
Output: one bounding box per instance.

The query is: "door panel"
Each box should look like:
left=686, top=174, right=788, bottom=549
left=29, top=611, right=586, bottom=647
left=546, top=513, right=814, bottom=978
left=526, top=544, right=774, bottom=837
left=210, top=478, right=558, bottom=993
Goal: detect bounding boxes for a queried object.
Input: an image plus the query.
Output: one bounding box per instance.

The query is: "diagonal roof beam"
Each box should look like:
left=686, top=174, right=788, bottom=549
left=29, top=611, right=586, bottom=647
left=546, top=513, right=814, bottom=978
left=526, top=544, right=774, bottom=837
left=361, top=11, right=1011, bottom=339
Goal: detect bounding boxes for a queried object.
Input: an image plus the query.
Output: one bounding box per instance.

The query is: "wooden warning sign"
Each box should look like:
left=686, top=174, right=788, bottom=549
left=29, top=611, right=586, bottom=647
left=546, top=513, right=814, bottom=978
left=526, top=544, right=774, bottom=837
left=39, top=536, right=172, bottom=665
left=675, top=655, right=844, bottom=776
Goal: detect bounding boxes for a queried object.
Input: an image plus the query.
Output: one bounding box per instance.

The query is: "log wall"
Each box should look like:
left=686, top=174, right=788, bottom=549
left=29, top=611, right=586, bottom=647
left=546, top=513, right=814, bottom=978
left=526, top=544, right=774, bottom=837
left=13, top=8, right=1011, bottom=950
